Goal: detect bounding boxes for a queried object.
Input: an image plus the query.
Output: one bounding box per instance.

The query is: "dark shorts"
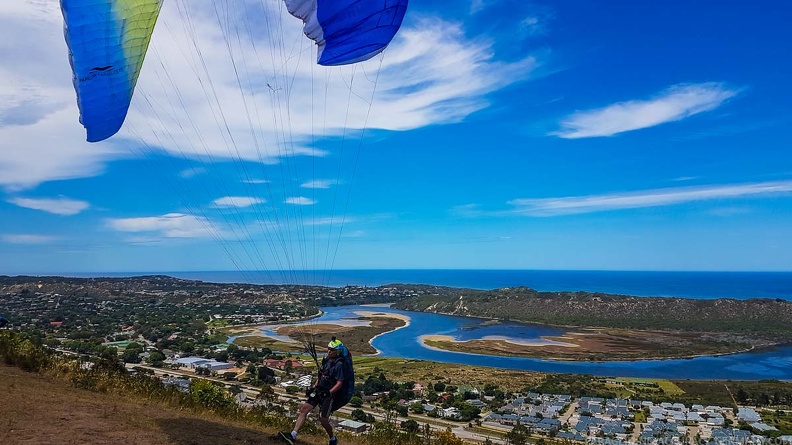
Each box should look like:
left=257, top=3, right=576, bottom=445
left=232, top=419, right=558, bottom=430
left=307, top=392, right=349, bottom=418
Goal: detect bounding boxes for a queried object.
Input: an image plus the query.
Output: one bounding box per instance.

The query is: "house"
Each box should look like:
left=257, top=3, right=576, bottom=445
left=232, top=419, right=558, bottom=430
left=534, top=419, right=562, bottom=434
left=173, top=356, right=211, bottom=369
left=162, top=377, right=190, bottom=392
left=338, top=420, right=369, bottom=433
left=737, top=407, right=761, bottom=423
left=441, top=407, right=461, bottom=420
left=556, top=431, right=585, bottom=442
left=467, top=399, right=486, bottom=408
left=264, top=358, right=305, bottom=370
left=750, top=423, right=778, bottom=432
left=707, top=414, right=725, bottom=426
left=202, top=361, right=234, bottom=372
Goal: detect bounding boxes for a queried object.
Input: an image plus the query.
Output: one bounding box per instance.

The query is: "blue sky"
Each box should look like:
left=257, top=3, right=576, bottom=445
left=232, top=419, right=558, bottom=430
left=1, top=0, right=792, bottom=275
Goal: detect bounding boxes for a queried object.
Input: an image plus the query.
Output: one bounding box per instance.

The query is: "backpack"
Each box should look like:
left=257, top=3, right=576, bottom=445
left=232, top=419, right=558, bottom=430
left=335, top=343, right=355, bottom=400
left=321, top=340, right=355, bottom=402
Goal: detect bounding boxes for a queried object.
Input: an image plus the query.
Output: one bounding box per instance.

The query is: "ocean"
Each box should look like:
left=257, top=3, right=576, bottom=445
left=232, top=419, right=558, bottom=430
left=83, top=269, right=792, bottom=300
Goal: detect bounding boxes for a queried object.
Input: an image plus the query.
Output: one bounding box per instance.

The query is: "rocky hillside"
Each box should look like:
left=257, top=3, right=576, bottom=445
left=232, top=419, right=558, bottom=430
left=392, top=286, right=792, bottom=338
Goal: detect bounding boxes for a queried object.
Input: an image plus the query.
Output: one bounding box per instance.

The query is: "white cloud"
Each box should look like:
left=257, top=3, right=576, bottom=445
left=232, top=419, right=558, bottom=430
left=0, top=1, right=122, bottom=191
left=107, top=213, right=215, bottom=238
left=308, top=216, right=356, bottom=226
left=469, top=0, right=487, bottom=14
left=520, top=16, right=544, bottom=36
left=8, top=196, right=89, bottom=215
left=1, top=234, right=58, bottom=244
left=212, top=196, right=264, bottom=208
left=553, top=83, right=738, bottom=139
left=179, top=167, right=206, bottom=178
left=242, top=178, right=270, bottom=185
left=507, top=181, right=792, bottom=216
left=301, top=179, right=336, bottom=189
left=286, top=196, right=316, bottom=205
left=0, top=2, right=537, bottom=191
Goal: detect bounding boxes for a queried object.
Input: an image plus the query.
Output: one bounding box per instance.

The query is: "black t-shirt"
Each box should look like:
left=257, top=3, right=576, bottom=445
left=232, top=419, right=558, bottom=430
left=318, top=357, right=345, bottom=391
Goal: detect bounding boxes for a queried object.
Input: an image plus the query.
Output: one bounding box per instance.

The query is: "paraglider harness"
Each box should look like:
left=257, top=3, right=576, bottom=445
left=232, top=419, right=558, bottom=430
left=308, top=338, right=354, bottom=412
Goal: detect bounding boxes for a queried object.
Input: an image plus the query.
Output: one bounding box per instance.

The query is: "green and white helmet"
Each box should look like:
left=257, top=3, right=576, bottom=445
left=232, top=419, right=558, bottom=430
left=328, top=338, right=343, bottom=350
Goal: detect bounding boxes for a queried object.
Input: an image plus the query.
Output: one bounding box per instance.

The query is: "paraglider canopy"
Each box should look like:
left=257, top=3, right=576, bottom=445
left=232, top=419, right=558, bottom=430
left=60, top=0, right=409, bottom=142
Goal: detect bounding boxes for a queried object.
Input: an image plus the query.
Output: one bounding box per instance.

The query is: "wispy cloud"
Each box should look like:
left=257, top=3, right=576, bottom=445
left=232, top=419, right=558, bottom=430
left=469, top=0, right=487, bottom=14
left=307, top=216, right=357, bottom=226
left=211, top=196, right=264, bottom=208
left=553, top=83, right=739, bottom=139
left=242, top=178, right=270, bottom=185
left=507, top=180, right=792, bottom=216
left=0, top=2, right=538, bottom=190
left=286, top=197, right=316, bottom=205
left=451, top=204, right=485, bottom=218
left=107, top=213, right=215, bottom=238
left=179, top=167, right=206, bottom=179
left=1, top=234, right=58, bottom=244
left=520, top=16, right=545, bottom=36
left=301, top=179, right=337, bottom=189
left=8, top=196, right=89, bottom=215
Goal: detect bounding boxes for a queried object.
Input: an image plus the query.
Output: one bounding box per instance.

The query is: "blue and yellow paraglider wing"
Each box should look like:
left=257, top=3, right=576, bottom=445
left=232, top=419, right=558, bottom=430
left=284, top=0, right=409, bottom=66
left=61, top=0, right=162, bottom=142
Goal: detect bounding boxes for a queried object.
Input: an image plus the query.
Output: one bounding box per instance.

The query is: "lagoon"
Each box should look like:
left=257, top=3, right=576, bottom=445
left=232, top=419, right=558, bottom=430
left=304, top=305, right=792, bottom=380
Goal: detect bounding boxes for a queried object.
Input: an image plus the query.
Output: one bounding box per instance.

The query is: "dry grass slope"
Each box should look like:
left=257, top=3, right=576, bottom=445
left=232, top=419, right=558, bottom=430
left=0, top=365, right=332, bottom=445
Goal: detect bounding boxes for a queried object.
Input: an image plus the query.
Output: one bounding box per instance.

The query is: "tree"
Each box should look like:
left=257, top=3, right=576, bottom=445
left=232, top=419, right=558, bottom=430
left=401, top=420, right=420, bottom=432
left=349, top=396, right=363, bottom=407
left=188, top=379, right=234, bottom=410
left=506, top=422, right=530, bottom=445
left=351, top=409, right=369, bottom=422
left=146, top=350, right=166, bottom=365
left=121, top=349, right=141, bottom=363
left=435, top=428, right=463, bottom=445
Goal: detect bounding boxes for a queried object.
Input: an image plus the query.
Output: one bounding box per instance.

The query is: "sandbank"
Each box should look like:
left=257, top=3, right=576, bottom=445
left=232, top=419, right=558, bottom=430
left=355, top=310, right=411, bottom=355
left=420, top=334, right=576, bottom=349
left=353, top=310, right=411, bottom=328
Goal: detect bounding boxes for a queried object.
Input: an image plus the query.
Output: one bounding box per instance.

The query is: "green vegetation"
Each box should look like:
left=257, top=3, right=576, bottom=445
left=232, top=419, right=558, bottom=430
left=758, top=409, right=792, bottom=436
left=393, top=287, right=792, bottom=338
left=0, top=276, right=318, bottom=359
left=0, top=330, right=475, bottom=445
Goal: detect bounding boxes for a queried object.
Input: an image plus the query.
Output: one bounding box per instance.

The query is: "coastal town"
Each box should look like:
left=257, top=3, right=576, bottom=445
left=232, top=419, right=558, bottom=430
left=136, top=352, right=792, bottom=445
left=2, top=275, right=792, bottom=445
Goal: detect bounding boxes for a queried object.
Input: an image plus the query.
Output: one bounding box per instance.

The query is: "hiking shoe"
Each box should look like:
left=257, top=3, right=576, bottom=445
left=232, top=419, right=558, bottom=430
left=329, top=437, right=338, bottom=445
left=279, top=432, right=295, bottom=445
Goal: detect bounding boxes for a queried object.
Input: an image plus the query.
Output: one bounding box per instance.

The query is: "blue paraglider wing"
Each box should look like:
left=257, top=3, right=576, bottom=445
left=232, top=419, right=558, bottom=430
left=283, top=0, right=409, bottom=66
left=60, top=0, right=162, bottom=142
